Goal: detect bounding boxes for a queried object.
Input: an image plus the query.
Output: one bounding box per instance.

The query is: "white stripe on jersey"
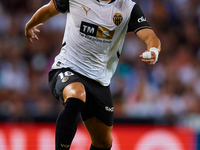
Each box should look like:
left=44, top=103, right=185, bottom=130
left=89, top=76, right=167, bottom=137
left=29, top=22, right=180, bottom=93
left=52, top=0, right=136, bottom=86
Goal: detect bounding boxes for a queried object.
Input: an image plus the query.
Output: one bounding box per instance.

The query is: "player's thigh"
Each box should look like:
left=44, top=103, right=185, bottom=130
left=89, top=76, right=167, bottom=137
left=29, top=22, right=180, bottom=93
left=49, top=68, right=86, bottom=104
left=83, top=116, right=113, bottom=148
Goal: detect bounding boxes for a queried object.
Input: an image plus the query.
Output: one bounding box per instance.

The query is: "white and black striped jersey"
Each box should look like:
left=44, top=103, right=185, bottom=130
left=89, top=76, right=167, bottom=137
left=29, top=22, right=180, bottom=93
left=52, top=0, right=151, bottom=86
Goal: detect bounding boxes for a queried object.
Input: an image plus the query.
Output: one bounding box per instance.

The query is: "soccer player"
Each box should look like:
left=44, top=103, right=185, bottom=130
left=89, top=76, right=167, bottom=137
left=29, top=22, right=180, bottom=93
left=25, top=0, right=161, bottom=149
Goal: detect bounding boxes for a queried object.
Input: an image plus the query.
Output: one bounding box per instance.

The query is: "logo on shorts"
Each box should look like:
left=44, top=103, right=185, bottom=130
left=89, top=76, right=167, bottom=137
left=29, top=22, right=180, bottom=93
left=105, top=106, right=114, bottom=112
left=58, top=71, right=74, bottom=82
left=65, top=71, right=74, bottom=76
left=62, top=76, right=69, bottom=83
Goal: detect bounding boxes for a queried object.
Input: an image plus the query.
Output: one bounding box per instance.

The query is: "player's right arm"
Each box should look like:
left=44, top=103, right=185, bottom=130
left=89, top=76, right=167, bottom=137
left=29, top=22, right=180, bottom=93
left=25, top=0, right=60, bottom=43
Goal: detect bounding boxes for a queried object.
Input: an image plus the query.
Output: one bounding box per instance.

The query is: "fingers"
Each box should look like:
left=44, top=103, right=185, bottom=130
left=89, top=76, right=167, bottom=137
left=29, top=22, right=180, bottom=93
left=34, top=28, right=40, bottom=33
left=140, top=51, right=156, bottom=65
left=151, top=51, right=155, bottom=58
left=34, top=23, right=43, bottom=32
left=26, top=31, right=39, bottom=43
left=141, top=58, right=154, bottom=64
left=25, top=23, right=43, bottom=43
left=141, top=59, right=154, bottom=65
left=28, top=38, right=33, bottom=43
left=32, top=34, right=39, bottom=40
left=35, top=23, right=43, bottom=28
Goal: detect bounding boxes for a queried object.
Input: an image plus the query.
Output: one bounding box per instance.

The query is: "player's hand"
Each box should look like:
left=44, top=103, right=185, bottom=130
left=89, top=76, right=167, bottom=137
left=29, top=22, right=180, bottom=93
left=139, top=50, right=156, bottom=65
left=25, top=23, right=43, bottom=43
left=139, top=47, right=160, bottom=65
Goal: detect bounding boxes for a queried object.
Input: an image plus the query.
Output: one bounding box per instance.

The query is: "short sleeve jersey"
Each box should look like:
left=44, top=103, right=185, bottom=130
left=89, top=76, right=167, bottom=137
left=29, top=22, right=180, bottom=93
left=52, top=0, right=151, bottom=86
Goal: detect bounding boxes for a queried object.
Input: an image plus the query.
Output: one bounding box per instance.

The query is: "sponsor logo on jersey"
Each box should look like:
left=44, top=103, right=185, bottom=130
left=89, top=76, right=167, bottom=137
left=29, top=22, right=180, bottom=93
left=80, top=21, right=115, bottom=40
left=105, top=106, right=114, bottom=112
left=138, top=16, right=147, bottom=23
left=82, top=6, right=90, bottom=15
left=113, top=13, right=123, bottom=26
left=102, top=31, right=110, bottom=37
left=97, top=26, right=115, bottom=39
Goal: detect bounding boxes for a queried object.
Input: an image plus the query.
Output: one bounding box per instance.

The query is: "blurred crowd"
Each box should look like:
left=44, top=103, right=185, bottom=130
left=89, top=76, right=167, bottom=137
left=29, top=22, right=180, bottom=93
left=0, top=0, right=200, bottom=127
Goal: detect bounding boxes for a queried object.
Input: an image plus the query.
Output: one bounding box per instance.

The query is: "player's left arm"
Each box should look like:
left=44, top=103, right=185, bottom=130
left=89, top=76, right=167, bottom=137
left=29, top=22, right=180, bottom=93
left=127, top=4, right=161, bottom=65
left=137, top=28, right=161, bottom=65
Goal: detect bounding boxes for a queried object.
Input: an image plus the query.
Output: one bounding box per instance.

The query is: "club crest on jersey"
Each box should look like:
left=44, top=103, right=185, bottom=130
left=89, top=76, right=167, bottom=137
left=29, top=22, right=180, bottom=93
left=113, top=13, right=123, bottom=26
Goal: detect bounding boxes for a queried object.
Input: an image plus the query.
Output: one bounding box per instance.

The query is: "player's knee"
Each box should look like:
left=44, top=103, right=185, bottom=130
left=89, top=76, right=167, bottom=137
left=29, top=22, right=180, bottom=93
left=102, top=138, right=112, bottom=149
left=63, top=83, right=86, bottom=103
left=93, top=137, right=112, bottom=149
left=65, top=88, right=86, bottom=103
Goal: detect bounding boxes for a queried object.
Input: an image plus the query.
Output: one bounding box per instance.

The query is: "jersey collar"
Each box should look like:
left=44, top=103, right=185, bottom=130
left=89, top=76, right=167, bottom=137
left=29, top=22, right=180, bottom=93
left=96, top=0, right=116, bottom=4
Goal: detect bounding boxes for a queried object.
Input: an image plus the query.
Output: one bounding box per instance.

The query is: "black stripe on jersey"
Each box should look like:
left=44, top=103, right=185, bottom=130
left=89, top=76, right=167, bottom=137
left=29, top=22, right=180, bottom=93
left=127, top=4, right=152, bottom=33
left=62, top=42, right=66, bottom=47
left=117, top=51, right=120, bottom=58
left=53, top=0, right=69, bottom=13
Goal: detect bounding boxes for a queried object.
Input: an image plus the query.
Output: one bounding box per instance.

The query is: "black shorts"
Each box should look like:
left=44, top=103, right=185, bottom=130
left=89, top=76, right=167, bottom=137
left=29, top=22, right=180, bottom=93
left=48, top=68, right=114, bottom=126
